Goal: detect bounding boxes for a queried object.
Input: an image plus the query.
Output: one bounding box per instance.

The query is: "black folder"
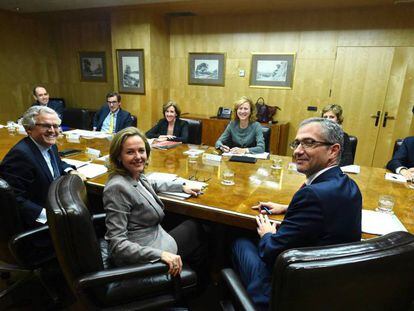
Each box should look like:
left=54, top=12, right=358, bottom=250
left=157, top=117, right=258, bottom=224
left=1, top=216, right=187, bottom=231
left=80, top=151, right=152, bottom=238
left=229, top=155, right=257, bottom=163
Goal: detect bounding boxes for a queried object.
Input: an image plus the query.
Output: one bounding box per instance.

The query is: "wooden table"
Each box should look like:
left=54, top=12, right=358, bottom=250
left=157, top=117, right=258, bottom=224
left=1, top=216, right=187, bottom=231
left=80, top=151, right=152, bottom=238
left=2, top=128, right=414, bottom=234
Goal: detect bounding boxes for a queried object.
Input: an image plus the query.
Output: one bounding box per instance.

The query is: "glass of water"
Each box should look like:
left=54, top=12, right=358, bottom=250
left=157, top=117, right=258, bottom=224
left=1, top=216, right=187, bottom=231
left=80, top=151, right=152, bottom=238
left=221, top=169, right=235, bottom=186
left=376, top=195, right=395, bottom=214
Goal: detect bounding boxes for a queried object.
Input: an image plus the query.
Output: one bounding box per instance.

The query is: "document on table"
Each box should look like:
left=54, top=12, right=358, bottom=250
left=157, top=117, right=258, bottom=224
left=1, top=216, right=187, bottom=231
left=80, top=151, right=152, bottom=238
left=385, top=173, right=407, bottom=184
left=340, top=165, right=360, bottom=174
left=63, top=159, right=108, bottom=179
left=221, top=152, right=269, bottom=159
left=63, top=129, right=112, bottom=139
left=62, top=158, right=89, bottom=169
left=362, top=209, right=407, bottom=235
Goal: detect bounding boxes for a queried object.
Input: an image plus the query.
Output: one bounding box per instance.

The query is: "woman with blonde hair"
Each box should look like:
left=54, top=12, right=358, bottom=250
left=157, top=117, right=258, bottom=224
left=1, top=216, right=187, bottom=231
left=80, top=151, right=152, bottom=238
left=215, top=96, right=265, bottom=154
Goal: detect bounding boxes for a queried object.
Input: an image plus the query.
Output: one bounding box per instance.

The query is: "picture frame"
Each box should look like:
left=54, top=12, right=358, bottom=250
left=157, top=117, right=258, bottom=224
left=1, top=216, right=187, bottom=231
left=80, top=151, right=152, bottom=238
left=250, top=53, right=296, bottom=89
left=188, top=53, right=225, bottom=86
left=116, top=49, right=145, bottom=94
left=79, top=51, right=107, bottom=82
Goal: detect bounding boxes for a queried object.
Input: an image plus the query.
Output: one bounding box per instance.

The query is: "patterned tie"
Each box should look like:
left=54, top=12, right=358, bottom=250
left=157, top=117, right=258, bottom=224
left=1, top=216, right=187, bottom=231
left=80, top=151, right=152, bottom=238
left=48, top=149, right=60, bottom=179
left=108, top=113, right=114, bottom=133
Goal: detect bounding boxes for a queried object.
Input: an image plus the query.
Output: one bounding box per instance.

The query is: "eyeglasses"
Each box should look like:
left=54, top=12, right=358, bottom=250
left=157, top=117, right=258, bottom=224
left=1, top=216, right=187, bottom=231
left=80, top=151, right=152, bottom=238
left=35, top=123, right=60, bottom=130
left=107, top=100, right=119, bottom=105
left=289, top=138, right=333, bottom=150
left=189, top=172, right=211, bottom=183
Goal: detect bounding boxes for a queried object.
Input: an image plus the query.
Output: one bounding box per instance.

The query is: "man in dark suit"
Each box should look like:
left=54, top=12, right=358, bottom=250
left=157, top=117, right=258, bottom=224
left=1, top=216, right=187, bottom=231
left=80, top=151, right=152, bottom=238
left=386, top=136, right=414, bottom=181
left=31, top=86, right=64, bottom=119
left=92, top=92, right=134, bottom=133
left=232, top=117, right=362, bottom=310
left=0, top=106, right=78, bottom=230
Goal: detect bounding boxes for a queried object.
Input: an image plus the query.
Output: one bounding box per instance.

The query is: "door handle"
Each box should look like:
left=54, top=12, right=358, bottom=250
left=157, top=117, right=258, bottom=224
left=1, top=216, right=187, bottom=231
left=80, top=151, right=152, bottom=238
left=382, top=112, right=395, bottom=127
left=370, top=111, right=381, bottom=127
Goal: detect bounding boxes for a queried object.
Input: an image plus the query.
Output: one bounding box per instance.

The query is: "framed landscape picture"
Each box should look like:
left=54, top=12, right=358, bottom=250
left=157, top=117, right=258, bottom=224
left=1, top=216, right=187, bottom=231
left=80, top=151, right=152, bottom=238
left=250, top=53, right=296, bottom=89
left=116, top=49, right=145, bottom=94
left=188, top=53, right=225, bottom=86
left=79, top=51, right=106, bottom=82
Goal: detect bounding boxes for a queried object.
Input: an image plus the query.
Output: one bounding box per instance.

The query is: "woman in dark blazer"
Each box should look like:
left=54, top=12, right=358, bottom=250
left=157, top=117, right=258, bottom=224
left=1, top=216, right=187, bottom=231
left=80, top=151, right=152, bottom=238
left=104, top=127, right=205, bottom=276
left=146, top=101, right=189, bottom=143
left=321, top=104, right=354, bottom=166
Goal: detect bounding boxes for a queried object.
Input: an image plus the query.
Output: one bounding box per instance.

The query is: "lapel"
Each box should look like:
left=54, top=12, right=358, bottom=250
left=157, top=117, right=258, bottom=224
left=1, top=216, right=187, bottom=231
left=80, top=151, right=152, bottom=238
left=24, top=137, right=54, bottom=182
left=115, top=108, right=123, bottom=132
left=138, top=175, right=165, bottom=208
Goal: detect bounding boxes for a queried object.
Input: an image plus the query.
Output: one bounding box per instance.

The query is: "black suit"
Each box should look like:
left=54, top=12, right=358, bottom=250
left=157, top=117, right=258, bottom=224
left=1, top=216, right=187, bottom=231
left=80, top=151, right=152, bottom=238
left=92, top=105, right=134, bottom=133
left=31, top=100, right=65, bottom=120
left=386, top=136, right=414, bottom=172
left=0, top=137, right=72, bottom=229
left=146, top=118, right=189, bottom=143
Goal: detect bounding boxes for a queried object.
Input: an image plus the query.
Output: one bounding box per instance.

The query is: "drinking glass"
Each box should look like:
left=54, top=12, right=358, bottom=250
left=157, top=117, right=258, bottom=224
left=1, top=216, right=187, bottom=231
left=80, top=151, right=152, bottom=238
left=376, top=195, right=395, bottom=214
left=221, top=169, right=235, bottom=186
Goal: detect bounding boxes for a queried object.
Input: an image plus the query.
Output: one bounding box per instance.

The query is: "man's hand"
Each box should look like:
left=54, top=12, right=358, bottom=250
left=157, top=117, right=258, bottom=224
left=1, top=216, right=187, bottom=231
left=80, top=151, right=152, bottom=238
left=256, top=214, right=277, bottom=238
left=400, top=168, right=414, bottom=181
left=229, top=147, right=248, bottom=155
left=252, top=201, right=288, bottom=215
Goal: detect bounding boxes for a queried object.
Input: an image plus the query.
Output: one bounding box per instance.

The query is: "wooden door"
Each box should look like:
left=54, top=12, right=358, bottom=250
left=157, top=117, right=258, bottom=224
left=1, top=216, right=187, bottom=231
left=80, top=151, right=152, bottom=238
left=331, top=47, right=394, bottom=167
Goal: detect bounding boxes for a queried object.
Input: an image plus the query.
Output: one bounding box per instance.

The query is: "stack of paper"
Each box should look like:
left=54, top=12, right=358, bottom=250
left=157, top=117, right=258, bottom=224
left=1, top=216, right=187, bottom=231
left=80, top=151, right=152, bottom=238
left=63, top=129, right=112, bottom=139
left=362, top=209, right=407, bottom=235
left=62, top=159, right=89, bottom=169
left=63, top=159, right=108, bottom=178
left=385, top=173, right=406, bottom=184
left=222, top=152, right=269, bottom=159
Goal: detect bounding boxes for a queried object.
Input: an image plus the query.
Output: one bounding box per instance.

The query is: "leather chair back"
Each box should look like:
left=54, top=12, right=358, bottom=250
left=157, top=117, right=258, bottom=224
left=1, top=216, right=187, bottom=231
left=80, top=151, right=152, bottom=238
left=261, top=125, right=271, bottom=153
left=62, top=108, right=91, bottom=130
left=49, top=98, right=66, bottom=109
left=181, top=118, right=202, bottom=145
left=131, top=115, right=138, bottom=127
left=271, top=231, right=414, bottom=311
left=393, top=138, right=403, bottom=157
left=0, top=178, right=23, bottom=263
left=47, top=175, right=104, bottom=286
left=348, top=135, right=358, bottom=164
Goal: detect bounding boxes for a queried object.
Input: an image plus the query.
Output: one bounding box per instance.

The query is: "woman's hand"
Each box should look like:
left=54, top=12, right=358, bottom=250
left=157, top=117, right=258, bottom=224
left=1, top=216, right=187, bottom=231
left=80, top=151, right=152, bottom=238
left=219, top=145, right=231, bottom=153
left=157, top=135, right=169, bottom=142
left=252, top=201, right=288, bottom=215
left=183, top=185, right=202, bottom=197
left=230, top=147, right=248, bottom=154
left=161, top=251, right=182, bottom=276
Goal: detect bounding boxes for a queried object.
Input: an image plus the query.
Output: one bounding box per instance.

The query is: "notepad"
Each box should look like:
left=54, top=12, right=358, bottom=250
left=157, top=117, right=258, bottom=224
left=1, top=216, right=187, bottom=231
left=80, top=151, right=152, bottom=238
left=362, top=209, right=407, bottom=235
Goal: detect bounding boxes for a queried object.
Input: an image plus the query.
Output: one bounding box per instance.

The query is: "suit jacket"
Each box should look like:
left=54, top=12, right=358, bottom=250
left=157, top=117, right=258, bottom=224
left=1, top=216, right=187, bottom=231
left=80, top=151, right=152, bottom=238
left=0, top=137, right=72, bottom=229
left=145, top=118, right=189, bottom=143
left=258, top=166, right=362, bottom=266
left=104, top=173, right=184, bottom=266
left=386, top=136, right=414, bottom=173
left=92, top=105, right=134, bottom=133
left=31, top=100, right=65, bottom=119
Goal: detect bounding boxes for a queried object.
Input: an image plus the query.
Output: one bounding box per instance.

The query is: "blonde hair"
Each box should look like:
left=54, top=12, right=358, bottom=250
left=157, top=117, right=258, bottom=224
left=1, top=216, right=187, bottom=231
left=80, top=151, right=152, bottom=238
left=321, top=104, right=344, bottom=125
left=109, top=127, right=150, bottom=177
left=162, top=100, right=181, bottom=118
left=233, top=96, right=256, bottom=123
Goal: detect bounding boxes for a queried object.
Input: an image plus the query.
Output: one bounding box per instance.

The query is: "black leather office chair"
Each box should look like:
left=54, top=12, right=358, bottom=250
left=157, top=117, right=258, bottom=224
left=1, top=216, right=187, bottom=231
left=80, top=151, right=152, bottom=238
left=0, top=178, right=56, bottom=308
left=261, top=125, right=271, bottom=153
left=62, top=108, right=91, bottom=130
left=46, top=175, right=197, bottom=310
left=221, top=231, right=414, bottom=311
left=393, top=138, right=404, bottom=157
left=348, top=135, right=358, bottom=164
left=181, top=118, right=202, bottom=145
left=131, top=114, right=138, bottom=127
left=49, top=98, right=65, bottom=109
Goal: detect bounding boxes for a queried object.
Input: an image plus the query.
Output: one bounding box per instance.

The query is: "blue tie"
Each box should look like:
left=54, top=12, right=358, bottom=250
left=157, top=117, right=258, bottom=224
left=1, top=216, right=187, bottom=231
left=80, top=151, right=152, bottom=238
left=48, top=149, right=60, bottom=179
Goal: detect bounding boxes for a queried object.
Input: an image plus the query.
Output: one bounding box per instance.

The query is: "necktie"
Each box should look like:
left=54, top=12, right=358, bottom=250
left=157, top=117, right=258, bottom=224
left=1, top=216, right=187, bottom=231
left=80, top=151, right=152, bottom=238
left=48, top=149, right=60, bottom=179
left=108, top=113, right=114, bottom=133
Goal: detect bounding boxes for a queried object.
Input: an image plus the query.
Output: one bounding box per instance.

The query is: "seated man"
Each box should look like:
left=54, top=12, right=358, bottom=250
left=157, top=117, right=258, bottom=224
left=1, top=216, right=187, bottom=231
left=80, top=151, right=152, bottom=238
left=0, top=106, right=79, bottom=231
left=386, top=136, right=414, bottom=181
left=92, top=92, right=134, bottom=133
left=232, top=117, right=362, bottom=310
left=32, top=86, right=64, bottom=119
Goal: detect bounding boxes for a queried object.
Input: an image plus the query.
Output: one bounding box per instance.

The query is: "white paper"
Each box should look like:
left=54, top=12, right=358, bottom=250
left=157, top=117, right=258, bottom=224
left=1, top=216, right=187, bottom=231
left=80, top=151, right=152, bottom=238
left=62, top=159, right=89, bottom=169
left=341, top=165, right=361, bottom=174
left=183, top=149, right=205, bottom=156
left=63, top=129, right=112, bottom=139
left=176, top=178, right=207, bottom=189
left=85, top=147, right=101, bottom=157
left=362, top=209, right=407, bottom=235
left=385, top=173, right=407, bottom=184
left=203, top=153, right=222, bottom=162
left=222, top=152, right=269, bottom=159
left=77, top=163, right=108, bottom=179
left=147, top=172, right=178, bottom=183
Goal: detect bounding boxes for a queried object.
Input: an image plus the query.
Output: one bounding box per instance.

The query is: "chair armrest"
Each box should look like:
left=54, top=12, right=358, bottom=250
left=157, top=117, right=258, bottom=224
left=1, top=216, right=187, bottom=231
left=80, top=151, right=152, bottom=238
left=76, top=261, right=169, bottom=290
left=92, top=213, right=105, bottom=222
left=221, top=268, right=256, bottom=311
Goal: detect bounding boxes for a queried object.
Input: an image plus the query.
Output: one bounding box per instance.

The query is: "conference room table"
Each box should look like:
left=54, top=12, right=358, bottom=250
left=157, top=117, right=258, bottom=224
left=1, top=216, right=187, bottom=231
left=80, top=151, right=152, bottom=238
left=1, top=128, right=414, bottom=235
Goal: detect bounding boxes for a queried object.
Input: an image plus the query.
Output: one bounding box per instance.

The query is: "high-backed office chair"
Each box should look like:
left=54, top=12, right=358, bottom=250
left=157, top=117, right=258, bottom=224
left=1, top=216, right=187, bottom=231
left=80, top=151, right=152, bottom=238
left=62, top=108, right=91, bottom=130
left=221, top=231, right=414, bottom=311
left=49, top=98, right=65, bottom=109
left=261, top=125, right=271, bottom=153
left=46, top=174, right=197, bottom=310
left=0, top=178, right=56, bottom=308
left=131, top=114, right=138, bottom=127
left=348, top=135, right=358, bottom=164
left=181, top=118, right=202, bottom=145
left=393, top=138, right=404, bottom=157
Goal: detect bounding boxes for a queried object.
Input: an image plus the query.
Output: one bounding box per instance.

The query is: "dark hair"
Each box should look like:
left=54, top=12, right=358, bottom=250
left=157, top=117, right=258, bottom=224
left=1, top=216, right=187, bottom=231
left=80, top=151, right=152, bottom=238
left=162, top=101, right=181, bottom=118
left=32, top=86, right=46, bottom=96
left=233, top=96, right=256, bottom=123
left=109, top=127, right=150, bottom=176
left=321, top=104, right=344, bottom=125
left=106, top=92, right=121, bottom=102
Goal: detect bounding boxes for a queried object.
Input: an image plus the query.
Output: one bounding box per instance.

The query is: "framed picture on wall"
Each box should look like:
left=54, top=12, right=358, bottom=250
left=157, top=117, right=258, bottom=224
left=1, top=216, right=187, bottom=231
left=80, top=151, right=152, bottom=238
left=250, top=53, right=296, bottom=89
left=79, top=51, right=107, bottom=82
left=188, top=53, right=225, bottom=86
left=116, top=49, right=145, bottom=94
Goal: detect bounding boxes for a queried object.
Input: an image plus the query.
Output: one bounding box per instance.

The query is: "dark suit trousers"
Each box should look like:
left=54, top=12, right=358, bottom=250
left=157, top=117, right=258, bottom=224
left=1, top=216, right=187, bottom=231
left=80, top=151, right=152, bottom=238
left=232, top=237, right=272, bottom=310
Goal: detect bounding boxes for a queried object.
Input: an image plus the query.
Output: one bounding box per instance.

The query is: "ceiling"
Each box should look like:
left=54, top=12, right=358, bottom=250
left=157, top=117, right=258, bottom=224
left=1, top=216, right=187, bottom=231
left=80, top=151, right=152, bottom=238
left=1, top=0, right=413, bottom=14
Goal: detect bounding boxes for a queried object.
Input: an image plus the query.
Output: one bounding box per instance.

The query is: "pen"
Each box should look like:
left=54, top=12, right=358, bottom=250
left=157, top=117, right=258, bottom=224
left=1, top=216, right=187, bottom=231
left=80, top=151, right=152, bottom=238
left=262, top=205, right=272, bottom=215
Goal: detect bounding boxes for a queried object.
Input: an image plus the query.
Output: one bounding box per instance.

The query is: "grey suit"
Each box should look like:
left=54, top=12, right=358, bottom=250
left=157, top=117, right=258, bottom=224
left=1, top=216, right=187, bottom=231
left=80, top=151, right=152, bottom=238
left=104, top=173, right=183, bottom=266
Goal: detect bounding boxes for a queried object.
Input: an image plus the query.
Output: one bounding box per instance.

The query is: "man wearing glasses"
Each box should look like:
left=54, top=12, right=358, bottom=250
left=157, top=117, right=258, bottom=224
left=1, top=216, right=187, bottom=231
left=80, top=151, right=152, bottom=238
left=0, top=106, right=79, bottom=232
left=232, top=117, right=362, bottom=310
left=92, top=92, right=134, bottom=133
left=32, top=86, right=64, bottom=119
